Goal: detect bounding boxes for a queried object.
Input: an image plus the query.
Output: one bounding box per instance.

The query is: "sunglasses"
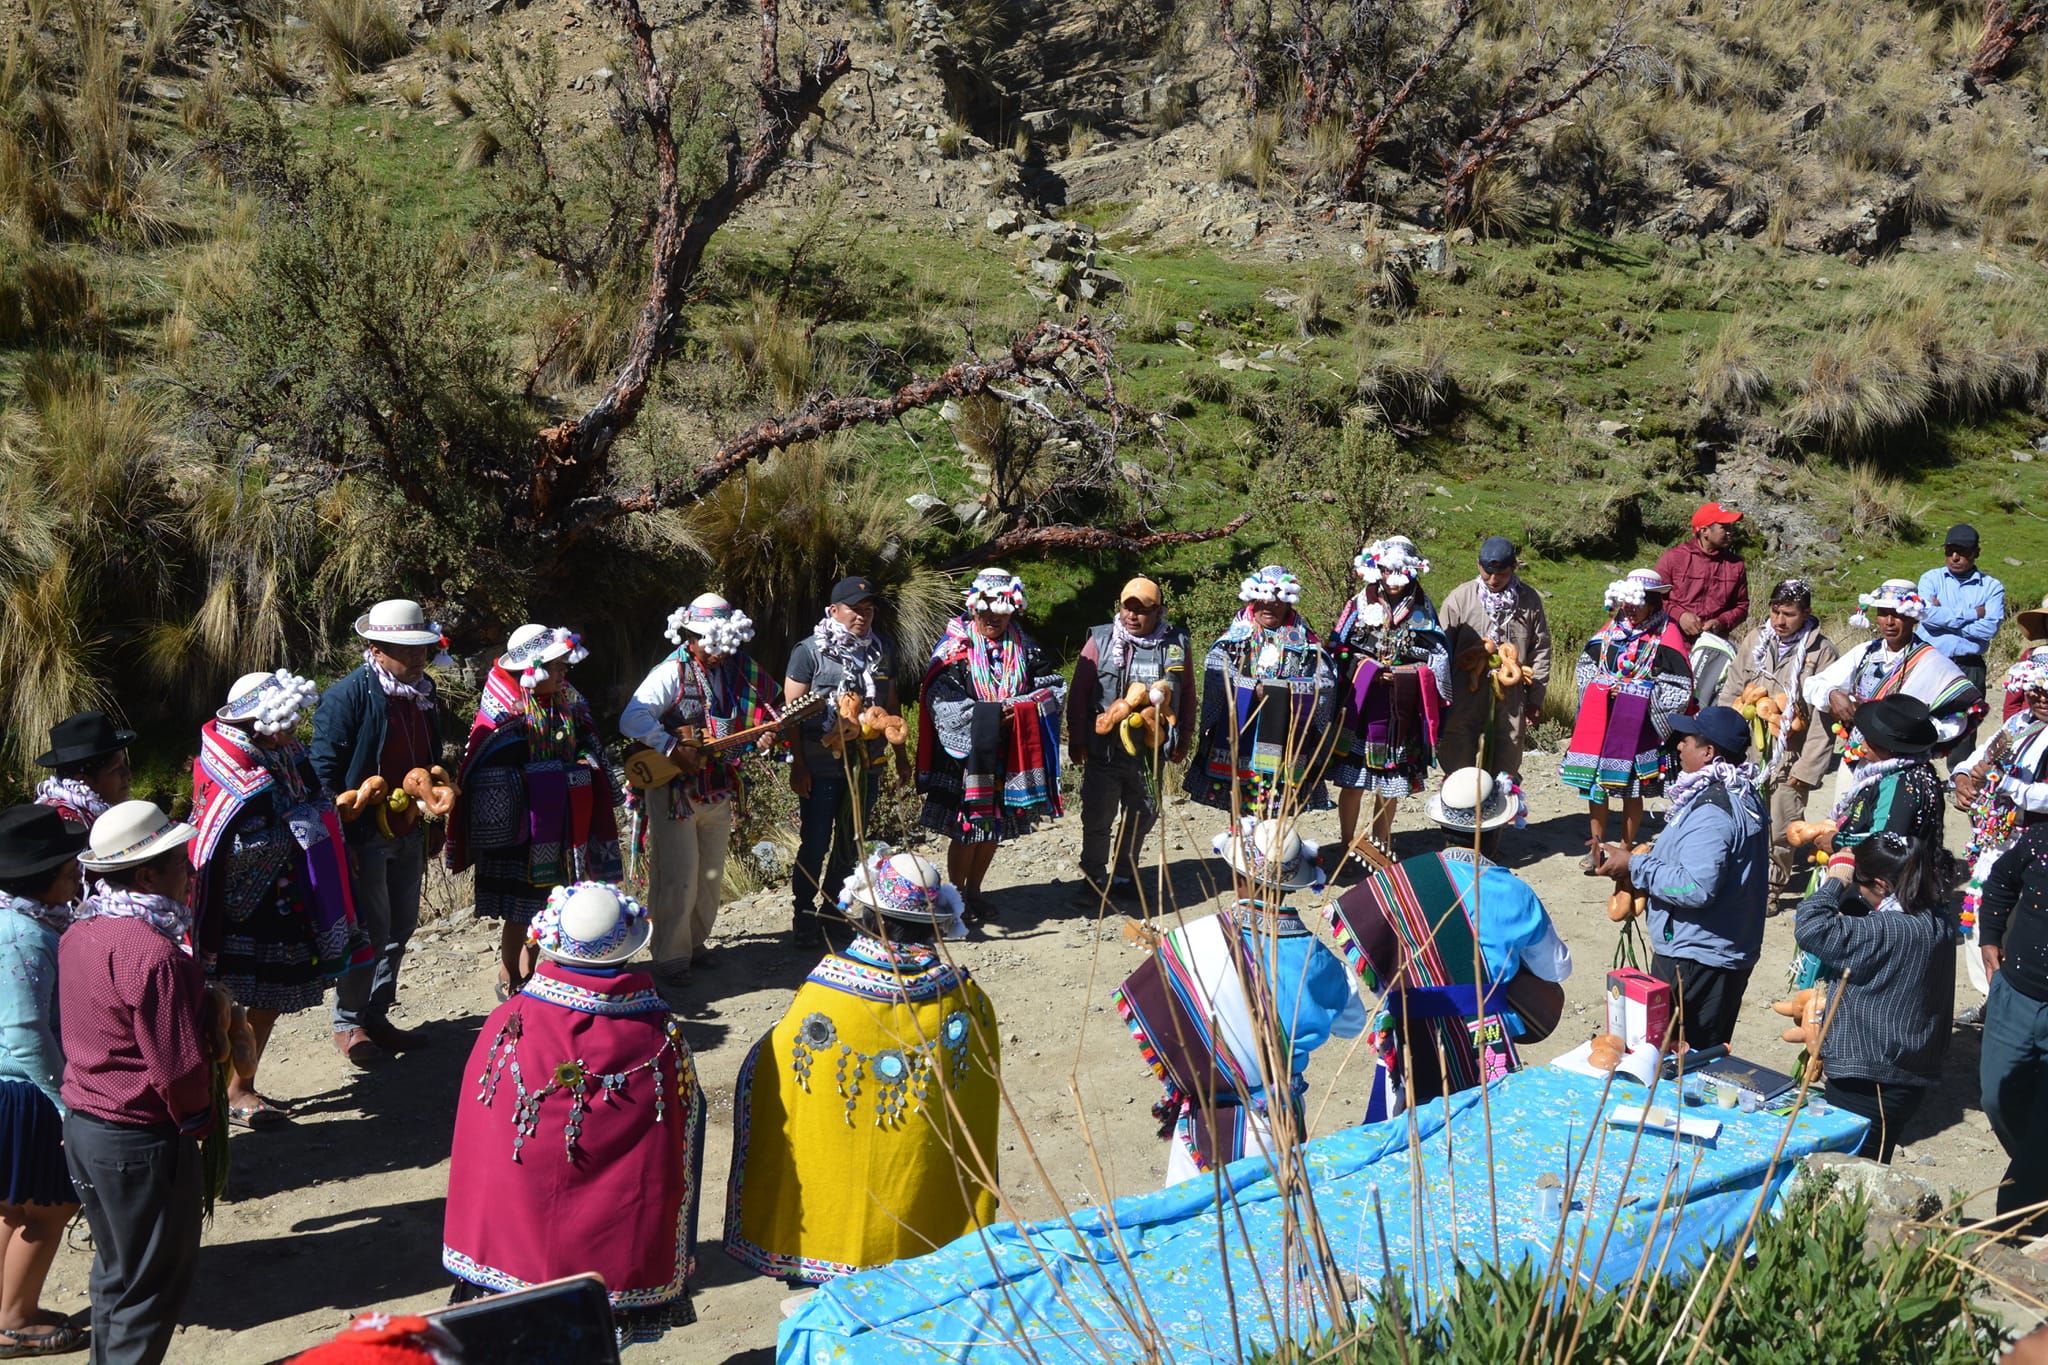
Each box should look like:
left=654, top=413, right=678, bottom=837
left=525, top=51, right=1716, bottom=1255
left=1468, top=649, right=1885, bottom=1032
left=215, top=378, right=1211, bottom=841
left=1122, top=599, right=1159, bottom=612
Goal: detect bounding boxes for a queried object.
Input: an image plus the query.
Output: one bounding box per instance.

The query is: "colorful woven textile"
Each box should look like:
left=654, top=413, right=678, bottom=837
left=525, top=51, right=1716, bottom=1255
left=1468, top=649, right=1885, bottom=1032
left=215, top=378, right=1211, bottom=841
left=1324, top=852, right=1545, bottom=1108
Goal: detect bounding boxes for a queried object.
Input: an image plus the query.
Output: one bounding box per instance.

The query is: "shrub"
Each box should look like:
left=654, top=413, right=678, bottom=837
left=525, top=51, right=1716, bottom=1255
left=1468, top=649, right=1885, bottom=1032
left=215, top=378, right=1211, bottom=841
left=0, top=358, right=182, bottom=778
left=306, top=0, right=411, bottom=73
left=1354, top=331, right=1462, bottom=430
left=1694, top=314, right=1772, bottom=415
left=1268, top=1179, right=2004, bottom=1363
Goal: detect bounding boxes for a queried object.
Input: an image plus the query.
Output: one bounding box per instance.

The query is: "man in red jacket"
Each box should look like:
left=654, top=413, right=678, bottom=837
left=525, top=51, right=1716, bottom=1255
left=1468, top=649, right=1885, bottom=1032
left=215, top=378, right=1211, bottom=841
left=1656, top=503, right=1751, bottom=706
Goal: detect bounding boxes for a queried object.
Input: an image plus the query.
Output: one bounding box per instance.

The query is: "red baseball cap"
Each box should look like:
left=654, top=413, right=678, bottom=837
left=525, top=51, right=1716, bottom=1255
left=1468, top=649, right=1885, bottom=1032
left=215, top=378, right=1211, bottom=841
left=1691, top=502, right=1742, bottom=530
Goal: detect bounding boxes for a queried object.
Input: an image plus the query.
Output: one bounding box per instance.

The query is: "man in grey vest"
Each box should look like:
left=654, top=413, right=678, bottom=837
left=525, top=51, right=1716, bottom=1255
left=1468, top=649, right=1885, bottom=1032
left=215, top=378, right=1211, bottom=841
left=1068, top=577, right=1197, bottom=906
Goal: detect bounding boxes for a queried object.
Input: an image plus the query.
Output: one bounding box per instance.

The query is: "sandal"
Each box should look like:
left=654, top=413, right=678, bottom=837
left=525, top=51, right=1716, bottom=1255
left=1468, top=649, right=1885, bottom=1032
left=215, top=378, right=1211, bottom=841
left=0, top=1321, right=87, bottom=1356
left=227, top=1099, right=290, bottom=1131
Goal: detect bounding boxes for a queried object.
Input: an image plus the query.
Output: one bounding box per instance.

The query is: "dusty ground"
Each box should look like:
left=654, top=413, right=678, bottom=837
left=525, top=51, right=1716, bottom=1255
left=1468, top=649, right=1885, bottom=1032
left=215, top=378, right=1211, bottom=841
left=67, top=752, right=2018, bottom=1364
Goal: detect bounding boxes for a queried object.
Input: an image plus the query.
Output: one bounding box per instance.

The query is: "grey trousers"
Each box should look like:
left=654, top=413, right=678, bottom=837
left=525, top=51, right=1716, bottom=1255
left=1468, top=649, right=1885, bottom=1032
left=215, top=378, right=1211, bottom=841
left=1767, top=779, right=1810, bottom=894
left=63, top=1114, right=202, bottom=1365
left=333, top=828, right=425, bottom=1031
left=1079, top=757, right=1157, bottom=883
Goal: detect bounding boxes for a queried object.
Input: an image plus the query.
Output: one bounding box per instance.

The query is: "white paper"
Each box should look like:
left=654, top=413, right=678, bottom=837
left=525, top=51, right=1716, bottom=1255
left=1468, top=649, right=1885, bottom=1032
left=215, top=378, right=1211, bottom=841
left=1616, top=1043, right=1661, bottom=1088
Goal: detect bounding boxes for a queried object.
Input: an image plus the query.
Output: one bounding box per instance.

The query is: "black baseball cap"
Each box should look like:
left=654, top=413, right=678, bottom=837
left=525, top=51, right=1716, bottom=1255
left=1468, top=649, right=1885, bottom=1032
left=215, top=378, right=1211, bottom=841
left=1943, top=524, right=1980, bottom=550
left=1668, top=706, right=1750, bottom=757
left=1478, top=536, right=1517, bottom=571
left=830, top=576, right=878, bottom=607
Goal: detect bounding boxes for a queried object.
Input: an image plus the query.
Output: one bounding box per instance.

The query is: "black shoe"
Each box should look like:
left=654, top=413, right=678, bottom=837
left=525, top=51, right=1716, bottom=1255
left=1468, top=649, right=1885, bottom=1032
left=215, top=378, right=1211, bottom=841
left=359, top=1019, right=430, bottom=1052
left=1109, top=876, right=1143, bottom=903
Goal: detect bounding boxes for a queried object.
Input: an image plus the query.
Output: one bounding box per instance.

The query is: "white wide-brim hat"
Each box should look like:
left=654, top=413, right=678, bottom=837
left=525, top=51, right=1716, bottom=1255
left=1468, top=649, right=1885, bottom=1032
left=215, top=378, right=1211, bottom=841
left=81, top=800, right=197, bottom=872
left=530, top=883, right=652, bottom=966
left=1427, top=767, right=1516, bottom=833
left=840, top=853, right=965, bottom=921
left=1213, top=818, right=1325, bottom=892
left=354, top=598, right=445, bottom=647
left=498, top=624, right=588, bottom=676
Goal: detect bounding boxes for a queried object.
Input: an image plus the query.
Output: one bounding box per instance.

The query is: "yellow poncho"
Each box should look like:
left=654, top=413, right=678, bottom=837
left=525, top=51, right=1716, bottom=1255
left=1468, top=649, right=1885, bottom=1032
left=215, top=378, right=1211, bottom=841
left=724, top=935, right=1001, bottom=1282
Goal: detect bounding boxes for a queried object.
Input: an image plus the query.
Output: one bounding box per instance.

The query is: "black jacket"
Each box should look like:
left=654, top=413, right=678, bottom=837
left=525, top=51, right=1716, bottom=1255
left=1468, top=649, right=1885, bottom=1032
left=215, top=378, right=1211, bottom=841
left=309, top=665, right=445, bottom=832
left=1793, top=877, right=1953, bottom=1087
left=1982, top=824, right=2048, bottom=1003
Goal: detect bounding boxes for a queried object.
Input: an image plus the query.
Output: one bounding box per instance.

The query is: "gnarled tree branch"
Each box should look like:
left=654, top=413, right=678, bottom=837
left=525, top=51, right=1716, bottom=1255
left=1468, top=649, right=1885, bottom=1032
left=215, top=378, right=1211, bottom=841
left=528, top=0, right=853, bottom=527
left=942, top=511, right=1258, bottom=570
left=1439, top=1, right=1647, bottom=224
left=1972, top=0, right=2046, bottom=81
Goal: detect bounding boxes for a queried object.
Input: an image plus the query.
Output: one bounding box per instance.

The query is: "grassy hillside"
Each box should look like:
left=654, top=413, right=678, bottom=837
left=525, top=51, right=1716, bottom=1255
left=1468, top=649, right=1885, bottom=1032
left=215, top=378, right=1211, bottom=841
left=3, top=0, right=2047, bottom=801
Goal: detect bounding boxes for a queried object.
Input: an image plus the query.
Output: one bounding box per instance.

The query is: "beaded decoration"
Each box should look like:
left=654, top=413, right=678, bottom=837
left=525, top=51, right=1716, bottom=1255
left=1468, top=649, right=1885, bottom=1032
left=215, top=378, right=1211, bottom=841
left=788, top=1008, right=976, bottom=1128
left=472, top=1008, right=689, bottom=1161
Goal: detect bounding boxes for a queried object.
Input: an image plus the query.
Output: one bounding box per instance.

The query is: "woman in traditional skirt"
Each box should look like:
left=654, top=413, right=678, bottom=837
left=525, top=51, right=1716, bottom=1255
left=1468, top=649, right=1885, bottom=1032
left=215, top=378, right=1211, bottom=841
left=1186, top=565, right=1337, bottom=819
left=1559, top=569, right=1693, bottom=859
left=1954, top=650, right=2048, bottom=998
left=725, top=853, right=998, bottom=1277
left=444, top=883, right=703, bottom=1348
left=1328, top=536, right=1450, bottom=859
left=191, top=670, right=360, bottom=1129
left=0, top=806, right=86, bottom=1355
left=449, top=626, right=623, bottom=1000
left=915, top=570, right=1066, bottom=923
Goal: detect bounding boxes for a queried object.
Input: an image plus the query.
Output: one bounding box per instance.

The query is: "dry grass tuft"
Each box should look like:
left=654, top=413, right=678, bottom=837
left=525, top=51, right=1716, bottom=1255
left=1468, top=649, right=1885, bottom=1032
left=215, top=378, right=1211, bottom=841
left=1353, top=329, right=1462, bottom=429
left=720, top=292, right=814, bottom=408
left=1694, top=315, right=1772, bottom=415
left=306, top=0, right=411, bottom=74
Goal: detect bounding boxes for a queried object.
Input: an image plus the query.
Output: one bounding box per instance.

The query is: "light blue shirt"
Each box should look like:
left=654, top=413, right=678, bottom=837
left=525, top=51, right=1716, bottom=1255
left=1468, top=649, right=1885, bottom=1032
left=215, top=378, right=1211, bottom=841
left=0, top=902, right=64, bottom=1115
left=1916, top=565, right=2005, bottom=658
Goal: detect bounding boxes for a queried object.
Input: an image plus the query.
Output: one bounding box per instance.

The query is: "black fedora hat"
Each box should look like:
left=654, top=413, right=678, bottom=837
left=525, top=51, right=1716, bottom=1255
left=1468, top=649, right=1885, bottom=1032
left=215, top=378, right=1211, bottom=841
left=1856, top=695, right=1938, bottom=757
left=34, top=711, right=136, bottom=770
left=0, top=805, right=90, bottom=882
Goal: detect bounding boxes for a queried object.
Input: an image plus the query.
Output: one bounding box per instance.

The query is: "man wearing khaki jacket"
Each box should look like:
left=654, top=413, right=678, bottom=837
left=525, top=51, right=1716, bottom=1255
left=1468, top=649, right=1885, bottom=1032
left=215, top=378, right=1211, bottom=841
left=1716, top=577, right=1839, bottom=909
left=1438, top=536, right=1552, bottom=782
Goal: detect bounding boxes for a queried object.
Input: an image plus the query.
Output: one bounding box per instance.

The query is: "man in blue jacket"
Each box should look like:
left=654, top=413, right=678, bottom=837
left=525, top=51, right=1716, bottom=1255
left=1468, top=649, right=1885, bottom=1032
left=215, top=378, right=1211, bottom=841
left=310, top=599, right=446, bottom=1066
left=1917, top=522, right=2005, bottom=759
left=1595, top=705, right=1768, bottom=1048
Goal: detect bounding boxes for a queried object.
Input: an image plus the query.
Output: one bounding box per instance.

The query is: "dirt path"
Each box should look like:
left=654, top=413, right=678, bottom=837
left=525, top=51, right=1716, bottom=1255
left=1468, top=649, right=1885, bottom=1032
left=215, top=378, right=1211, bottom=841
left=74, top=754, right=2012, bottom=1363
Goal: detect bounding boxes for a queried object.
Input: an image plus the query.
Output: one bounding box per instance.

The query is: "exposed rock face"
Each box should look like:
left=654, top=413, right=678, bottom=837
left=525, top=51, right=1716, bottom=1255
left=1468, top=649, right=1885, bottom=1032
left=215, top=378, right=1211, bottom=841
left=913, top=0, right=1171, bottom=138
left=1784, top=179, right=1916, bottom=260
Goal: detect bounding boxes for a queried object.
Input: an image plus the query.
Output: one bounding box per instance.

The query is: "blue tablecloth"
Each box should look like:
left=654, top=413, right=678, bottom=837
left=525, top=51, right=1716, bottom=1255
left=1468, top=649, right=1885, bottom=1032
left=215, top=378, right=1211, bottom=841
left=777, top=1066, right=1867, bottom=1365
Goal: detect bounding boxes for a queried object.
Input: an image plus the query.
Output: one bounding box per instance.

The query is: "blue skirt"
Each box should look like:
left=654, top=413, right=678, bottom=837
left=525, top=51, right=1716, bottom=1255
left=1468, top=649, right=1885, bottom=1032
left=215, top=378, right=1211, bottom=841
left=0, top=1080, right=76, bottom=1206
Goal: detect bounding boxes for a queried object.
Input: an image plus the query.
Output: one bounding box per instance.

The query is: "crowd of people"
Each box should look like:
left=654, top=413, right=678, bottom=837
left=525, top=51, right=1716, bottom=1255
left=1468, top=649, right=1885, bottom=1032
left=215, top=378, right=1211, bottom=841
left=2, top=505, right=2047, bottom=1360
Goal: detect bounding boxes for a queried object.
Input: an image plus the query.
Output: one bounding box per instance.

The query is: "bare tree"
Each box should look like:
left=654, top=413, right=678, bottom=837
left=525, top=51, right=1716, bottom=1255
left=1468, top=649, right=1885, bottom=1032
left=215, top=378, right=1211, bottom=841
left=522, top=0, right=853, bottom=534
left=1438, top=2, right=1648, bottom=225
left=1972, top=0, right=2046, bottom=81
left=1335, top=0, right=1477, bottom=201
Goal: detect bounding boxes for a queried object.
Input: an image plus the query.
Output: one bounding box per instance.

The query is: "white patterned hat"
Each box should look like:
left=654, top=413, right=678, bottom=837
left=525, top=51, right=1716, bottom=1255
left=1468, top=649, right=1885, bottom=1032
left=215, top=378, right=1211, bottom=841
left=1213, top=817, right=1325, bottom=892
left=499, top=625, right=589, bottom=690
left=1603, top=568, right=1672, bottom=612
left=217, top=669, right=320, bottom=736
left=963, top=569, right=1026, bottom=615
left=1426, top=767, right=1518, bottom=833
left=837, top=852, right=968, bottom=938
left=1355, top=535, right=1430, bottom=589
left=666, top=592, right=756, bottom=655
left=529, top=882, right=651, bottom=966
left=1849, top=578, right=1926, bottom=627
left=1239, top=565, right=1304, bottom=605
